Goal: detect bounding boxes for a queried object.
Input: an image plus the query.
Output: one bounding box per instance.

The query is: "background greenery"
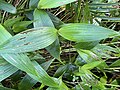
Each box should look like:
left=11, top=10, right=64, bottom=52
left=0, top=0, right=120, bottom=90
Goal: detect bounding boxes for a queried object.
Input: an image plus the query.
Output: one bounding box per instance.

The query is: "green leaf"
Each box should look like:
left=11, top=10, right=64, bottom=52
left=18, top=75, right=37, bottom=90
left=30, top=61, right=59, bottom=87
left=109, top=59, right=120, bottom=67
left=47, top=12, right=64, bottom=29
left=59, top=23, right=119, bottom=42
left=18, top=59, right=54, bottom=90
left=0, top=57, right=18, bottom=81
left=0, top=0, right=16, bottom=13
left=1, top=53, right=36, bottom=75
left=0, top=24, right=19, bottom=81
left=0, top=24, right=55, bottom=87
left=4, top=17, right=23, bottom=28
left=74, top=68, right=97, bottom=85
left=0, top=12, right=1, bottom=21
left=46, top=38, right=60, bottom=60
left=1, top=53, right=60, bottom=87
left=75, top=41, right=99, bottom=50
left=77, top=49, right=108, bottom=69
left=92, top=44, right=118, bottom=58
left=97, top=16, right=120, bottom=22
left=34, top=9, right=54, bottom=27
left=47, top=77, right=69, bottom=90
left=12, top=21, right=34, bottom=33
left=26, top=11, right=34, bottom=20
left=34, top=9, right=61, bottom=60
left=38, top=0, right=77, bottom=9
left=89, top=3, right=119, bottom=7
left=0, top=24, right=12, bottom=44
left=0, top=24, right=65, bottom=88
left=75, top=55, right=86, bottom=66
left=81, top=61, right=103, bottom=70
left=41, top=59, right=55, bottom=71
left=29, top=0, right=39, bottom=8
left=100, top=76, right=107, bottom=84
left=0, top=53, right=61, bottom=87
left=0, top=27, right=57, bottom=53
left=31, top=61, right=68, bottom=89
left=54, top=64, right=69, bottom=77
left=77, top=49, right=98, bottom=63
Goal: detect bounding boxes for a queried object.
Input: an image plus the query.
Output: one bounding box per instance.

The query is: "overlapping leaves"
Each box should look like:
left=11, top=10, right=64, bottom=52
left=0, top=24, right=68, bottom=89
left=34, top=9, right=61, bottom=60
left=0, top=10, right=119, bottom=90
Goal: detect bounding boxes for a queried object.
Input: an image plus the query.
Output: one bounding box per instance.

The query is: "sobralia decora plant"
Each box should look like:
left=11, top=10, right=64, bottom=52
left=0, top=0, right=120, bottom=90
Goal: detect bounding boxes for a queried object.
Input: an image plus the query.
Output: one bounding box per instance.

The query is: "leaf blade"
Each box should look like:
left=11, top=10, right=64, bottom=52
left=59, top=23, right=119, bottom=42
left=0, top=27, right=57, bottom=53
left=34, top=9, right=61, bottom=60
left=0, top=58, right=18, bottom=81
left=0, top=24, right=60, bottom=87
left=0, top=0, right=16, bottom=13
left=34, top=9, right=54, bottom=27
left=38, top=0, right=77, bottom=9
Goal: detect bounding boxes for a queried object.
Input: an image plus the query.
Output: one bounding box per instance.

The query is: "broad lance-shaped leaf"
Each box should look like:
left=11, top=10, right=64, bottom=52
left=34, top=9, right=54, bottom=27
left=0, top=24, right=67, bottom=88
left=28, top=61, right=59, bottom=87
left=34, top=9, right=60, bottom=60
left=38, top=0, right=77, bottom=9
left=0, top=24, right=51, bottom=84
left=1, top=53, right=37, bottom=75
left=0, top=0, right=16, bottom=13
left=59, top=23, right=119, bottom=42
left=0, top=24, right=19, bottom=81
left=0, top=57, right=18, bottom=81
left=18, top=59, right=54, bottom=90
left=0, top=53, right=59, bottom=87
left=0, top=27, right=57, bottom=53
